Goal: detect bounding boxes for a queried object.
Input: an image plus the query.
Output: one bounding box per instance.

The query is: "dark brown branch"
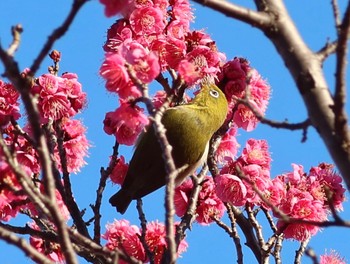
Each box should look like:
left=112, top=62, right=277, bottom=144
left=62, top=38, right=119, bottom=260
left=175, top=166, right=207, bottom=246
left=233, top=95, right=311, bottom=142
left=136, top=199, right=154, bottom=263
left=0, top=225, right=54, bottom=264
left=92, top=140, right=119, bottom=244
left=331, top=0, right=342, bottom=32
left=333, top=2, right=350, bottom=140
left=54, top=121, right=90, bottom=238
left=294, top=238, right=310, bottom=264
left=305, top=248, right=319, bottom=264
left=225, top=204, right=243, bottom=264
left=192, top=0, right=271, bottom=29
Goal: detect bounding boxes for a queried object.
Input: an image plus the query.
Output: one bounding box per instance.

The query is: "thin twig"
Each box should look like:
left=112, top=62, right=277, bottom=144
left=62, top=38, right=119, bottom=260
left=54, top=121, right=90, bottom=238
left=294, top=238, right=310, bottom=264
left=0, top=225, right=54, bottom=264
left=29, top=0, right=88, bottom=75
left=92, top=140, right=120, bottom=244
left=331, top=0, right=342, bottom=32
left=136, top=199, right=154, bottom=264
left=305, top=247, right=319, bottom=264
left=7, top=24, right=23, bottom=56
left=175, top=166, right=207, bottom=246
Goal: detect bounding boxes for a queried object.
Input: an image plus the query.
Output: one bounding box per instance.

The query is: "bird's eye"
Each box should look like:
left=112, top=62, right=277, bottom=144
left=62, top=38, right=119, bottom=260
left=209, top=89, right=219, bottom=98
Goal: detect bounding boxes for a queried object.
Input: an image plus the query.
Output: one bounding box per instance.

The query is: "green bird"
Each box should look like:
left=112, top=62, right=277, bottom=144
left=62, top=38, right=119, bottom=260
left=109, top=83, right=228, bottom=214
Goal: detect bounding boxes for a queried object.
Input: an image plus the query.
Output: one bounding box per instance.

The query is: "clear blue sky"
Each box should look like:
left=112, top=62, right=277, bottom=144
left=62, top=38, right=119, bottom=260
left=0, top=0, right=349, bottom=263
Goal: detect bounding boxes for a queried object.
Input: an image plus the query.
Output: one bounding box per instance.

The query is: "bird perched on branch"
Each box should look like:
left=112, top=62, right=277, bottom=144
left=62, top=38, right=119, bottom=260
left=109, top=83, right=228, bottom=214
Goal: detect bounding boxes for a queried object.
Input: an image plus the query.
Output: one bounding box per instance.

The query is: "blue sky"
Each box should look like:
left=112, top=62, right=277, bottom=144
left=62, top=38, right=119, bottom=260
left=0, top=0, right=349, bottom=263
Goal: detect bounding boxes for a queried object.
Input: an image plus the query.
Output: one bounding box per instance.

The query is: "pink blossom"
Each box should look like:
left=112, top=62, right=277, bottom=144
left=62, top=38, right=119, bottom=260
left=31, top=73, right=86, bottom=122
left=109, top=156, right=129, bottom=185
left=0, top=162, right=28, bottom=221
left=103, top=101, right=149, bottom=146
left=232, top=103, right=260, bottom=132
left=103, top=219, right=146, bottom=263
left=178, top=46, right=222, bottom=86
left=30, top=223, right=65, bottom=263
left=145, top=221, right=188, bottom=263
left=215, top=174, right=247, bottom=206
left=276, top=187, right=327, bottom=241
left=320, top=250, right=346, bottom=264
left=103, top=19, right=133, bottom=52
left=262, top=176, right=286, bottom=209
left=166, top=20, right=189, bottom=40
left=0, top=80, right=20, bottom=125
left=175, top=176, right=225, bottom=225
left=3, top=124, right=40, bottom=174
left=60, top=73, right=87, bottom=115
left=174, top=178, right=193, bottom=217
left=129, top=6, right=166, bottom=36
left=123, top=41, right=160, bottom=83
left=241, top=163, right=271, bottom=205
left=215, top=127, right=239, bottom=164
left=217, top=58, right=271, bottom=131
left=240, top=139, right=271, bottom=169
left=309, top=163, right=346, bottom=211
left=100, top=52, right=130, bottom=94
left=172, top=0, right=194, bottom=23
left=150, top=36, right=186, bottom=70
left=54, top=118, right=90, bottom=173
left=284, top=163, right=305, bottom=185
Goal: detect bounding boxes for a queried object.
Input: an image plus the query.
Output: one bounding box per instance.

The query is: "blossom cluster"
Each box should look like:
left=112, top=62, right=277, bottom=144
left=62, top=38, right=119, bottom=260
left=0, top=54, right=89, bottom=262
left=103, top=219, right=188, bottom=264
left=174, top=137, right=346, bottom=242
left=274, top=163, right=346, bottom=241
left=99, top=0, right=229, bottom=146
left=217, top=57, right=271, bottom=131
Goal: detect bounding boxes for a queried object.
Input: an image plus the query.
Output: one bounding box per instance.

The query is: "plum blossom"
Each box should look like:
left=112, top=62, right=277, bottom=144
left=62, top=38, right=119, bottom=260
left=320, top=250, right=346, bottom=264
left=215, top=126, right=239, bottom=164
left=145, top=221, right=188, bottom=263
left=103, top=219, right=146, bottom=263
left=102, top=219, right=187, bottom=263
left=122, top=41, right=161, bottom=83
left=273, top=163, right=346, bottom=241
left=178, top=45, right=223, bottom=86
left=215, top=174, right=247, bottom=206
left=103, top=101, right=149, bottom=145
left=109, top=156, right=129, bottom=185
left=31, top=73, right=86, bottom=122
left=0, top=162, right=28, bottom=221
left=217, top=57, right=270, bottom=131
left=99, top=52, right=131, bottom=95
left=240, top=139, right=271, bottom=170
left=129, top=6, right=166, bottom=36
left=0, top=79, right=21, bottom=126
left=54, top=118, right=90, bottom=173
left=219, top=138, right=271, bottom=206
left=175, top=176, right=225, bottom=225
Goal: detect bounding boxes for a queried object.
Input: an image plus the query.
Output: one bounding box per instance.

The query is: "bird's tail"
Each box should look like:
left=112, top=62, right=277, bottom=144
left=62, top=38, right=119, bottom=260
left=109, top=189, right=132, bottom=214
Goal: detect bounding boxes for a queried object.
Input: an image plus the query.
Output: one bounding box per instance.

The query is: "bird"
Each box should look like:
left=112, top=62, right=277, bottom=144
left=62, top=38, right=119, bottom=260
left=109, top=83, right=228, bottom=214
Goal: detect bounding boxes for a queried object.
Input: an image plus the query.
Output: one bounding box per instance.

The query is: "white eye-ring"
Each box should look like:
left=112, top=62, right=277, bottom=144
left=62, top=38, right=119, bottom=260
left=209, top=89, right=220, bottom=98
